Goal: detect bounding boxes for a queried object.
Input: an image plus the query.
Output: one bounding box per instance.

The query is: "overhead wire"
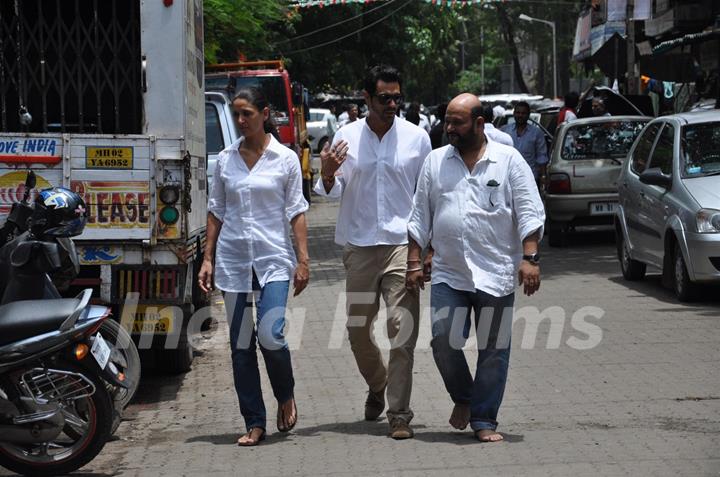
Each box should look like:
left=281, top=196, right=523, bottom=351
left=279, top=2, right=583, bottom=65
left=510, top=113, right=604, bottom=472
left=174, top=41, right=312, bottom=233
left=279, top=0, right=412, bottom=56
left=276, top=0, right=399, bottom=45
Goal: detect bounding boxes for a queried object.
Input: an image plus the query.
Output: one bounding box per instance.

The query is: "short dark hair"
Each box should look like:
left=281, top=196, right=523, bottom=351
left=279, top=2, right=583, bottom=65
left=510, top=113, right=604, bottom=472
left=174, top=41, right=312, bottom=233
left=363, top=64, right=402, bottom=96
left=435, top=103, right=448, bottom=120
left=564, top=91, right=579, bottom=109
left=514, top=101, right=531, bottom=112
left=470, top=105, right=484, bottom=122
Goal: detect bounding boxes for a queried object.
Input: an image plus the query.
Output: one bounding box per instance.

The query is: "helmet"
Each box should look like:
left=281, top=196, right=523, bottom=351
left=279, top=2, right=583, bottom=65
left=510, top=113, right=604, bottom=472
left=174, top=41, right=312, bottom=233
left=33, top=187, right=88, bottom=237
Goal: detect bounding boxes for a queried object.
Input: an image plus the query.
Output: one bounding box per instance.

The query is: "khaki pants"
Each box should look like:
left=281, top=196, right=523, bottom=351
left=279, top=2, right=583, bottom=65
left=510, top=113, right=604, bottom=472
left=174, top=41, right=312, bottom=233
left=342, top=244, right=420, bottom=423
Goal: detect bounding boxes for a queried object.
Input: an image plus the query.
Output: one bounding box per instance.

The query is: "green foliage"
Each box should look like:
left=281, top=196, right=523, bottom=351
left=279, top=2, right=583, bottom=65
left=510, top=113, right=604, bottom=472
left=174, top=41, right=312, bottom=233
left=203, top=0, right=287, bottom=64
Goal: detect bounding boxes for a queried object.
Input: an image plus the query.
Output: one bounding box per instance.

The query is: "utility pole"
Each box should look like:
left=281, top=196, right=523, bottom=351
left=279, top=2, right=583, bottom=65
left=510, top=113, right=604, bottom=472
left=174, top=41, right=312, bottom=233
left=626, top=0, right=637, bottom=94
left=481, top=26, right=485, bottom=94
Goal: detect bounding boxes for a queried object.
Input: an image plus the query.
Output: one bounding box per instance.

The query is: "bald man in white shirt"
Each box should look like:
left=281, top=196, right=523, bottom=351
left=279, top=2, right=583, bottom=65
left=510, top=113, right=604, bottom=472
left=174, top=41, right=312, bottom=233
left=314, top=65, right=432, bottom=440
left=407, top=93, right=545, bottom=443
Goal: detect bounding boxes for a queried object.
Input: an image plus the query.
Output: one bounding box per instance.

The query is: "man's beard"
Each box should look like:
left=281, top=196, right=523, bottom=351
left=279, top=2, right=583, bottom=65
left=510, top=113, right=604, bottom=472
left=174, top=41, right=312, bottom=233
left=448, top=128, right=480, bottom=152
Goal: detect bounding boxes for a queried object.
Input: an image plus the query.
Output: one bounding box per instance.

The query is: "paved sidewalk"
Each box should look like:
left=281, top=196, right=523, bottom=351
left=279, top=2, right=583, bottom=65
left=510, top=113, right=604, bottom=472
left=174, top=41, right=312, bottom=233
left=15, top=198, right=718, bottom=477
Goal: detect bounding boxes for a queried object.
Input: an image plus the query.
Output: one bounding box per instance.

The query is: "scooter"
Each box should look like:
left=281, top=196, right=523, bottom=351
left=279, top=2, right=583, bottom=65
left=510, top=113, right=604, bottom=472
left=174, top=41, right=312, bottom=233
left=0, top=186, right=128, bottom=475
left=0, top=172, right=140, bottom=433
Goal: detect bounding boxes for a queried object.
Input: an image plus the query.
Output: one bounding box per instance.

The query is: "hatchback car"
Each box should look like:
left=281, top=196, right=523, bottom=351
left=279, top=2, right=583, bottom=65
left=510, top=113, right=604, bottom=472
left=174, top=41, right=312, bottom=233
left=307, top=108, right=338, bottom=153
left=615, top=111, right=720, bottom=301
left=545, top=116, right=650, bottom=246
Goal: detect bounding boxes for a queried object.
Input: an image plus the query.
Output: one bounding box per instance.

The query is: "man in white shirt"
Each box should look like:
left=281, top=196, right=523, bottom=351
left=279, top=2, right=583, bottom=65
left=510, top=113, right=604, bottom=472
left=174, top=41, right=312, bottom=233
left=406, top=93, right=545, bottom=443
left=314, top=65, right=432, bottom=440
left=481, top=105, right=514, bottom=146
left=338, top=103, right=359, bottom=128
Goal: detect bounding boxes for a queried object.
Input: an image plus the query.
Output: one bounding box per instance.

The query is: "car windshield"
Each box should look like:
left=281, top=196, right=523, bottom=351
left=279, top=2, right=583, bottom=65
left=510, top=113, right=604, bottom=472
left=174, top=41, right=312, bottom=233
left=560, top=120, right=647, bottom=161
left=682, top=122, right=720, bottom=178
left=309, top=112, right=325, bottom=122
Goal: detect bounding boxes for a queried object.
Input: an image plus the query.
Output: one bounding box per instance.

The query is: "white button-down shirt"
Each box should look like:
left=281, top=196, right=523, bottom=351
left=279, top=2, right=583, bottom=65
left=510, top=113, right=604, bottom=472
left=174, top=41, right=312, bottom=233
left=314, top=117, right=432, bottom=246
left=407, top=140, right=545, bottom=297
left=208, top=136, right=309, bottom=293
left=484, top=123, right=514, bottom=147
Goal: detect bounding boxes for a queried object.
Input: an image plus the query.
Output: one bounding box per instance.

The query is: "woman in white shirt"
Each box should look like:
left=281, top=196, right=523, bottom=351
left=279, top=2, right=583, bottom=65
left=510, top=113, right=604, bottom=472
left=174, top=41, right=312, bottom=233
left=198, top=87, right=310, bottom=446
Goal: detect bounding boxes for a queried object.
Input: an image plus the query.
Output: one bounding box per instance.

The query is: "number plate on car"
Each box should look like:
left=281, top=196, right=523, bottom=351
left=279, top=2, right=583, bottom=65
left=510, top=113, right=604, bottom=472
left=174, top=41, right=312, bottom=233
left=589, top=202, right=617, bottom=215
left=91, top=333, right=111, bottom=369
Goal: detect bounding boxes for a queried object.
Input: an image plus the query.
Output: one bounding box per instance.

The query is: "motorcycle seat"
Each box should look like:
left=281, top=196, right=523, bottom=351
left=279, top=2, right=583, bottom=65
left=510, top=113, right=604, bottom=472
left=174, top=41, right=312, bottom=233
left=0, top=298, right=81, bottom=346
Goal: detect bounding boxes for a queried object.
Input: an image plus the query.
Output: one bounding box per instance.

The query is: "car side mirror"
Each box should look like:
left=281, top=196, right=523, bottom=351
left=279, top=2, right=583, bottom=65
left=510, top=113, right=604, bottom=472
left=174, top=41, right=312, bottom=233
left=639, top=167, right=672, bottom=189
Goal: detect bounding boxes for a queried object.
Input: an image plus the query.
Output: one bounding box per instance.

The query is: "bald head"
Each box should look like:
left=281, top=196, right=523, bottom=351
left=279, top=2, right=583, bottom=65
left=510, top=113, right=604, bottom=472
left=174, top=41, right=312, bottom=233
left=444, top=93, right=486, bottom=152
left=448, top=93, right=482, bottom=116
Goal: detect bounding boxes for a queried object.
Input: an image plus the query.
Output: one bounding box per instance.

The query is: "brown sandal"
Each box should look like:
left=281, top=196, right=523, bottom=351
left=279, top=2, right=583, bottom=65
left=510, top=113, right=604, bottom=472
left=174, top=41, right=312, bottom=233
left=277, top=398, right=297, bottom=432
left=237, top=427, right=266, bottom=446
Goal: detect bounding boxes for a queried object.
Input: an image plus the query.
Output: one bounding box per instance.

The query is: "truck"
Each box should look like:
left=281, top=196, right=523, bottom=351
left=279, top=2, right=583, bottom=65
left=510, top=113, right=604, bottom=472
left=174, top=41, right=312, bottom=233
left=0, top=0, right=208, bottom=372
left=205, top=60, right=314, bottom=201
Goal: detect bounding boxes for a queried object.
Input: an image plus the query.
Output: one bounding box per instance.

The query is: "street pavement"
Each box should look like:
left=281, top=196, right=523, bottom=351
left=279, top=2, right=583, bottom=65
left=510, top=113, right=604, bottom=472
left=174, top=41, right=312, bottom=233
left=13, top=197, right=718, bottom=476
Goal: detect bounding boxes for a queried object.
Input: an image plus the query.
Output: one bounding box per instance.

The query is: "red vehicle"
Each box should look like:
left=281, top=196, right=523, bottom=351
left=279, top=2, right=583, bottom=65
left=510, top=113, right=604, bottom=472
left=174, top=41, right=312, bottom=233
left=205, top=60, right=313, bottom=200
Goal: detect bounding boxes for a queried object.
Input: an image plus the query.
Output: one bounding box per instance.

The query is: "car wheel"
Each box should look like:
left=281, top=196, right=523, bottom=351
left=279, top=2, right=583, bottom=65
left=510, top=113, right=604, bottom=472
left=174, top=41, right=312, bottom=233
left=673, top=246, right=700, bottom=302
left=317, top=137, right=328, bottom=154
left=548, top=219, right=567, bottom=247
left=618, top=233, right=646, bottom=281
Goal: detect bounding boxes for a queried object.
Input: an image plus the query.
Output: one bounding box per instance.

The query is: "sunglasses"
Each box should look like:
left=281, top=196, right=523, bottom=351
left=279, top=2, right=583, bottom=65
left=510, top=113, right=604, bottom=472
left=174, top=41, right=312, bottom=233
left=374, top=94, right=403, bottom=105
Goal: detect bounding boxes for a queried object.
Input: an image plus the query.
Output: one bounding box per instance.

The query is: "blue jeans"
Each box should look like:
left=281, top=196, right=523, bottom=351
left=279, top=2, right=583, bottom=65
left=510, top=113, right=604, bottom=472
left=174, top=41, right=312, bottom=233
left=430, top=282, right=514, bottom=431
left=225, top=279, right=294, bottom=431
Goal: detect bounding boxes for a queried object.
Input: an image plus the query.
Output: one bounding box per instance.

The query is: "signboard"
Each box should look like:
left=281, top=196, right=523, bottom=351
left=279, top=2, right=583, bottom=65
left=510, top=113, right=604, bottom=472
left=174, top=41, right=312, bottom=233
left=0, top=138, right=61, bottom=164
left=70, top=181, right=150, bottom=228
left=573, top=9, right=593, bottom=60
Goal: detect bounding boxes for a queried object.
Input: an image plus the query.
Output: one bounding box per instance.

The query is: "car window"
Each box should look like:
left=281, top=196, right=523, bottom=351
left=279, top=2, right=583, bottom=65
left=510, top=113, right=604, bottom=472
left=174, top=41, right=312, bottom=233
left=682, top=121, right=720, bottom=177
left=648, top=124, right=674, bottom=175
left=205, top=104, right=225, bottom=155
left=309, top=112, right=324, bottom=122
left=560, top=120, right=647, bottom=161
left=630, top=123, right=661, bottom=175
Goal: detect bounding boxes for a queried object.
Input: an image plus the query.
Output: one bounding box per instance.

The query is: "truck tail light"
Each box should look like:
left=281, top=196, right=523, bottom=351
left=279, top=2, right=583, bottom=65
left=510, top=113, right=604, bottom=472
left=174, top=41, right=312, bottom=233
left=547, top=173, right=571, bottom=194
left=159, top=185, right=180, bottom=224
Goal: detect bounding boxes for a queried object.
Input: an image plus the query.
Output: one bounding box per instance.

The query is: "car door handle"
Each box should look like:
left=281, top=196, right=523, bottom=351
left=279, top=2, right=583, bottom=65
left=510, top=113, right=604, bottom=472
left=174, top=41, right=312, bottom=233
left=639, top=191, right=646, bottom=197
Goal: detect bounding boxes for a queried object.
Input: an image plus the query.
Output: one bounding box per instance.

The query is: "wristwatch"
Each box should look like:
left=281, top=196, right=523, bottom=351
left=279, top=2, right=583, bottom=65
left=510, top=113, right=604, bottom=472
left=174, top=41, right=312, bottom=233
left=522, top=253, right=540, bottom=264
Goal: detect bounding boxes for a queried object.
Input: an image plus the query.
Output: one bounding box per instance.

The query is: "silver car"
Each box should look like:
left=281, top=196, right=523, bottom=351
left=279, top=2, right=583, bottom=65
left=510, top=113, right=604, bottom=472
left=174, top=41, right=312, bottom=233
left=545, top=116, right=650, bottom=246
left=615, top=111, right=720, bottom=301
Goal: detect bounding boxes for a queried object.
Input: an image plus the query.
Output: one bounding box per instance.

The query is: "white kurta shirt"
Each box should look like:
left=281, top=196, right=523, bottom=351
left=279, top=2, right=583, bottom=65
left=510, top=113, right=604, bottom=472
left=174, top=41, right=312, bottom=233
left=313, top=117, right=432, bottom=247
left=407, top=140, right=545, bottom=297
left=208, top=136, right=309, bottom=293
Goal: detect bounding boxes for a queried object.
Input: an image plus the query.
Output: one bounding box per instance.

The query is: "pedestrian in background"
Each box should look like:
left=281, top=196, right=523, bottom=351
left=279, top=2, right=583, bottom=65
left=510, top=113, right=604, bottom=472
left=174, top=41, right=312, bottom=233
left=339, top=103, right=359, bottom=127
left=315, top=64, right=431, bottom=440
left=501, top=101, right=549, bottom=188
left=199, top=87, right=310, bottom=447
left=407, top=93, right=545, bottom=442
left=481, top=105, right=514, bottom=146
left=429, top=102, right=448, bottom=149
left=558, top=91, right=579, bottom=125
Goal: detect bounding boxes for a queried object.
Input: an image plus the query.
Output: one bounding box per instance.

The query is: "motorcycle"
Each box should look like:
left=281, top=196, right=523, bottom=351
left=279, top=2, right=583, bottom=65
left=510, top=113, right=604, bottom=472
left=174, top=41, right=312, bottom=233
left=0, top=172, right=141, bottom=433
left=0, top=184, right=129, bottom=475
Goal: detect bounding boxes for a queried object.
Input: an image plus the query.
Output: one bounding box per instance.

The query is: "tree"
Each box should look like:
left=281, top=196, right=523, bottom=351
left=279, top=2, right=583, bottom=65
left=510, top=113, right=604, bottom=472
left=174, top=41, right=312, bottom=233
left=203, top=0, right=287, bottom=64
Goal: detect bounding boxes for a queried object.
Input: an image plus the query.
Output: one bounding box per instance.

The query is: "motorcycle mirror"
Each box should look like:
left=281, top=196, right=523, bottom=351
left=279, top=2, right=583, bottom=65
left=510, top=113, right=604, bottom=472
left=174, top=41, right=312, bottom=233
left=23, top=170, right=36, bottom=202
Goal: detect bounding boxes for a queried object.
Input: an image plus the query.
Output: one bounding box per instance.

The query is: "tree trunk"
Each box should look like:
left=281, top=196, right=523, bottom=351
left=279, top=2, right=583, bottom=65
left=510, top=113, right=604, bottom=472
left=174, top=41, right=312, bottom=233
left=495, top=3, right=530, bottom=94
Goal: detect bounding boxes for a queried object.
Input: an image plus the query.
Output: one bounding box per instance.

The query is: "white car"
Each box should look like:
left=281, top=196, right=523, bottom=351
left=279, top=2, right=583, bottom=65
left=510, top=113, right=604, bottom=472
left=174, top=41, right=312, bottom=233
left=205, top=91, right=239, bottom=192
left=307, top=108, right=338, bottom=153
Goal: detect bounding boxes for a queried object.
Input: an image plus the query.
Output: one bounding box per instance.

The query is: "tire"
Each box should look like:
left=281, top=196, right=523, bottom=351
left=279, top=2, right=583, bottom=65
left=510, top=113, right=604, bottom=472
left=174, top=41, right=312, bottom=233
left=157, top=337, right=194, bottom=374
left=548, top=219, right=567, bottom=247
left=673, top=246, right=700, bottom=302
left=100, top=319, right=141, bottom=409
left=0, top=362, right=113, bottom=477
left=618, top=233, right=646, bottom=281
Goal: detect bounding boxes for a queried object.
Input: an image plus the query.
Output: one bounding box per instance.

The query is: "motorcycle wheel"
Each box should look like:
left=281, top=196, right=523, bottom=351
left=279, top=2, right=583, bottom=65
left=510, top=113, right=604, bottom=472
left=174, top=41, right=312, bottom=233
left=100, top=319, right=141, bottom=409
left=0, top=362, right=113, bottom=477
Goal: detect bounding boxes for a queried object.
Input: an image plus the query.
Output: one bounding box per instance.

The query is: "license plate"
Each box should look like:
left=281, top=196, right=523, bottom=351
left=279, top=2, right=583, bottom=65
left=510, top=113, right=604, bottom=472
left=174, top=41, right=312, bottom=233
left=85, top=147, right=133, bottom=169
left=130, top=305, right=174, bottom=334
left=91, top=333, right=111, bottom=369
left=589, top=201, right=617, bottom=215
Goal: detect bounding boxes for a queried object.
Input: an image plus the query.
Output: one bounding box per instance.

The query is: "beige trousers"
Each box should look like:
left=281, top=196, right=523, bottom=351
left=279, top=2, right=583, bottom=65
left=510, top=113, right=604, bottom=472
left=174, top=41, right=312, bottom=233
left=342, top=244, right=420, bottom=423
